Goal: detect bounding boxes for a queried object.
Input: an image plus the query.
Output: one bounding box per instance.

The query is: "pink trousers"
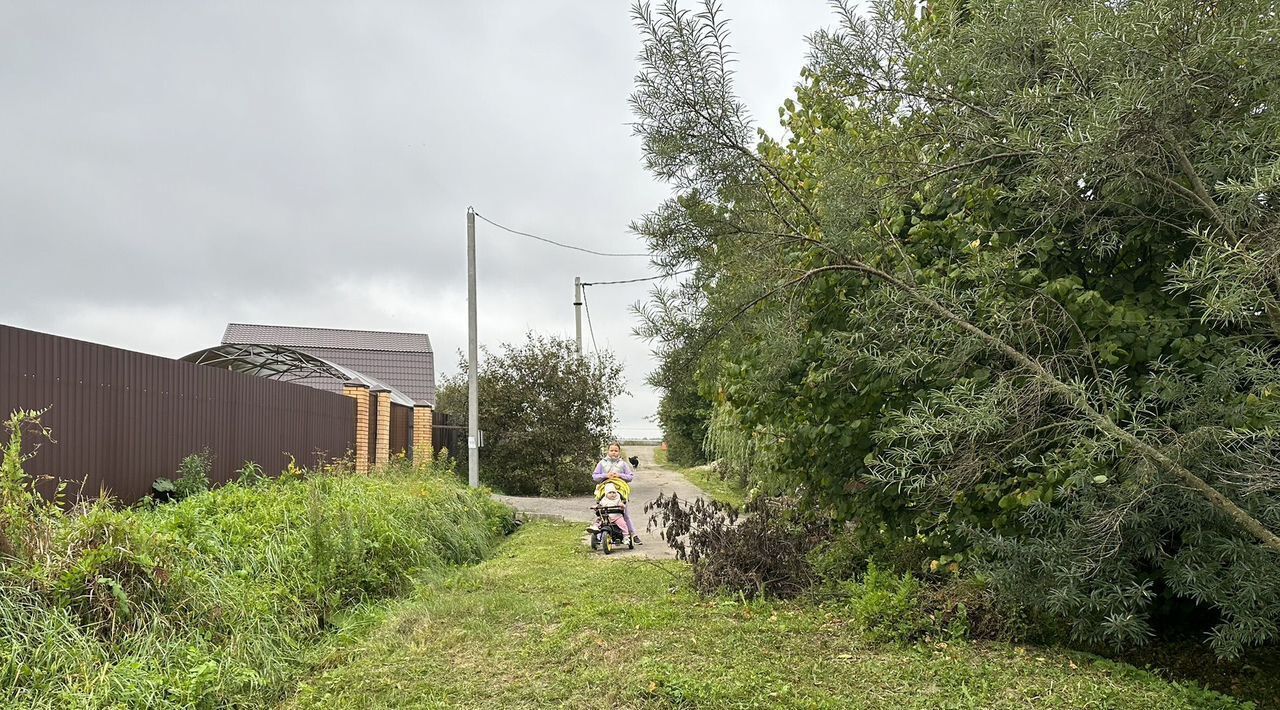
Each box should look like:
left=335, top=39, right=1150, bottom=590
left=605, top=513, right=630, bottom=535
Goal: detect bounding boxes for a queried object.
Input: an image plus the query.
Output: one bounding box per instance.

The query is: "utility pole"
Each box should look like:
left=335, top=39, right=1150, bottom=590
left=574, top=276, right=583, bottom=356
left=466, top=207, right=479, bottom=488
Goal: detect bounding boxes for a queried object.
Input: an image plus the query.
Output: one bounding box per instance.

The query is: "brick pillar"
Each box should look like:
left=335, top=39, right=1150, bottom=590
left=342, top=382, right=371, bottom=474
left=412, top=404, right=433, bottom=465
left=372, top=387, right=392, bottom=467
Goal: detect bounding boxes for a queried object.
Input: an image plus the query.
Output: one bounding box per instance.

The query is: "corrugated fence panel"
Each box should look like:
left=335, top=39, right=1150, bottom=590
left=390, top=403, right=410, bottom=458
left=0, top=325, right=356, bottom=504
left=430, top=412, right=464, bottom=459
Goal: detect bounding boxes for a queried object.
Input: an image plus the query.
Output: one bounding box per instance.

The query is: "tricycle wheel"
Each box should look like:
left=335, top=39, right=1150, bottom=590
left=602, top=533, right=612, bottom=555
left=590, top=532, right=599, bottom=550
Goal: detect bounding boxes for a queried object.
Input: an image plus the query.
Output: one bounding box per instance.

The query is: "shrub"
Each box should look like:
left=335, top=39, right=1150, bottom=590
left=646, top=493, right=833, bottom=599
left=436, top=333, right=625, bottom=496
left=809, top=526, right=938, bottom=585
left=840, top=563, right=941, bottom=645
left=45, top=503, right=168, bottom=636
left=819, top=564, right=1012, bottom=647
left=919, top=575, right=1039, bottom=644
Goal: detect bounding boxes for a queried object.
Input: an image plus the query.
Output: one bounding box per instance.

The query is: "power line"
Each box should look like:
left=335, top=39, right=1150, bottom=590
left=582, top=268, right=695, bottom=286
left=472, top=211, right=651, bottom=258
left=581, top=286, right=599, bottom=358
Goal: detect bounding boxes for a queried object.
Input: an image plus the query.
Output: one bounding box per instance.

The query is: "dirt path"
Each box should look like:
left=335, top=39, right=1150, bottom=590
left=492, top=444, right=704, bottom=560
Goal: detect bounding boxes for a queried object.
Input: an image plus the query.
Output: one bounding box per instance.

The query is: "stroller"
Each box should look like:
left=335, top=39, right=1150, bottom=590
left=589, top=481, right=634, bottom=554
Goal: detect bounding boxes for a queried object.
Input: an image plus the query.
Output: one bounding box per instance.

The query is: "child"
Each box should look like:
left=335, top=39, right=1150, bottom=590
left=595, top=481, right=631, bottom=537
left=592, top=441, right=641, bottom=544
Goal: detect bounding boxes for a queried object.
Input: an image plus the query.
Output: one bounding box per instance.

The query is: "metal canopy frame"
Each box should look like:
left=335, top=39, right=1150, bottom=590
left=181, top=344, right=415, bottom=406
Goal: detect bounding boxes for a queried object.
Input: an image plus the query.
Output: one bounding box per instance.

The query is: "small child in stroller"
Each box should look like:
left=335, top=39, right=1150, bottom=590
left=589, top=442, right=641, bottom=545
left=588, top=481, right=633, bottom=552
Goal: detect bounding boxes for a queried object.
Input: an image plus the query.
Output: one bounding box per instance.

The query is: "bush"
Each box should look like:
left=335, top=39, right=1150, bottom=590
left=839, top=563, right=942, bottom=645
left=808, top=526, right=939, bottom=585
left=650, top=347, right=711, bottom=467
left=0, top=427, right=512, bottom=709
left=646, top=492, right=1025, bottom=647
left=646, top=493, right=833, bottom=599
left=820, top=564, right=1023, bottom=647
left=436, top=333, right=625, bottom=496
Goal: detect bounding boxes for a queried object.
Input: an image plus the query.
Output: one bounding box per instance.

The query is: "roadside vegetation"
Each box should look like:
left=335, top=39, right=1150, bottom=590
left=0, top=410, right=512, bottom=709
left=287, top=523, right=1240, bottom=709
left=652, top=446, right=744, bottom=508
left=436, top=332, right=624, bottom=496
left=633, top=0, right=1280, bottom=679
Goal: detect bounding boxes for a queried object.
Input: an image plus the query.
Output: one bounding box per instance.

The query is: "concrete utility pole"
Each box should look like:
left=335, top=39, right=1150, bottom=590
left=574, top=276, right=583, bottom=356
left=466, top=207, right=480, bottom=488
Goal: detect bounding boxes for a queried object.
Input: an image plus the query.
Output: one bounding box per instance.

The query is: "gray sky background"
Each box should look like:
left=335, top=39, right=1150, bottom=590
left=0, top=1, right=836, bottom=437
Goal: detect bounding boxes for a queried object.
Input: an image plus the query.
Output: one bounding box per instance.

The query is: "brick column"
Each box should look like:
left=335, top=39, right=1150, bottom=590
left=342, top=382, right=371, bottom=474
left=412, top=404, right=433, bottom=465
left=372, top=387, right=392, bottom=467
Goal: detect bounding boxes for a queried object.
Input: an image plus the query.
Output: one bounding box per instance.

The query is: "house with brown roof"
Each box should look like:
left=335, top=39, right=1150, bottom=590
left=219, top=322, right=435, bottom=406
left=182, top=323, right=439, bottom=471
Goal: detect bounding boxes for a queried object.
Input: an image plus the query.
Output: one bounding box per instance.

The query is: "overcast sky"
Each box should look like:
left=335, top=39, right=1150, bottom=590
left=0, top=1, right=837, bottom=437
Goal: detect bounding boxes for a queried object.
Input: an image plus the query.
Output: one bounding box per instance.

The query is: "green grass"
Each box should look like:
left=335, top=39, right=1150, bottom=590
left=1, top=461, right=511, bottom=709
left=285, top=523, right=1241, bottom=709
left=654, top=448, right=746, bottom=507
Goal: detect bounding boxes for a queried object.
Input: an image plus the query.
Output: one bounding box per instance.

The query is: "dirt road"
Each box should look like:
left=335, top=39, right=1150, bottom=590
left=492, top=444, right=706, bottom=560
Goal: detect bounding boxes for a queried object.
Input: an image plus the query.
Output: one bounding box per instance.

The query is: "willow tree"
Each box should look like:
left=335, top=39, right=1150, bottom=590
left=631, top=0, right=1280, bottom=655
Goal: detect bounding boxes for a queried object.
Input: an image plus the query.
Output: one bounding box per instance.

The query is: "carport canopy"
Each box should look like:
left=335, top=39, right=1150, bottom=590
left=181, top=343, right=415, bottom=406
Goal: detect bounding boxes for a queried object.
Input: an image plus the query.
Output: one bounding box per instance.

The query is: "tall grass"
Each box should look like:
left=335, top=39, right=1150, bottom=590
left=0, top=438, right=512, bottom=709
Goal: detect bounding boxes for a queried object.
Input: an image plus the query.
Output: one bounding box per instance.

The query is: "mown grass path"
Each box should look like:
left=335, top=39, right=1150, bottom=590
left=283, top=524, right=1239, bottom=709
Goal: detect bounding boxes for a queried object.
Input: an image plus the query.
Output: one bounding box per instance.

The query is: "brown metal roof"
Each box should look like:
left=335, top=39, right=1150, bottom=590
left=223, top=323, right=432, bottom=353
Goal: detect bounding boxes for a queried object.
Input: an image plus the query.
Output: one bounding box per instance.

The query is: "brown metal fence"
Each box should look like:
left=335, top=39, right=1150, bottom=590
left=0, top=324, right=355, bottom=504
left=390, top=403, right=411, bottom=459
left=431, top=412, right=466, bottom=459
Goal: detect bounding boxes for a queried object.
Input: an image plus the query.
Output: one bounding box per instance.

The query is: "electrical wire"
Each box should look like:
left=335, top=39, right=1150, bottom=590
left=581, top=268, right=695, bottom=286
left=581, top=285, right=600, bottom=357
left=472, top=210, right=651, bottom=258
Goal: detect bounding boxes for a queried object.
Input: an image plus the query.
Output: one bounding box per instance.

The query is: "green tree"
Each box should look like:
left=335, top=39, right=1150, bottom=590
left=631, top=0, right=1280, bottom=656
left=436, top=333, right=625, bottom=496
left=634, top=268, right=715, bottom=466
left=650, top=350, right=712, bottom=466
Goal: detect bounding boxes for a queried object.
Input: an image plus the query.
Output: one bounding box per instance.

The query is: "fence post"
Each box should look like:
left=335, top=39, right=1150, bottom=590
left=412, top=404, right=433, bottom=465
left=371, top=386, right=391, bottom=468
left=342, top=382, right=371, bottom=474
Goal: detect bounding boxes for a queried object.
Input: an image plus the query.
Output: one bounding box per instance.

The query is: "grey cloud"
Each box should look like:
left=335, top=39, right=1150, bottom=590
left=0, top=0, right=835, bottom=436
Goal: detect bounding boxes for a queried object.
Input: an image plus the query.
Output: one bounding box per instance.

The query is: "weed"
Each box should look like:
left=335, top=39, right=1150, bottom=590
left=0, top=429, right=511, bottom=709
left=235, top=461, right=266, bottom=486
left=0, top=409, right=62, bottom=565
left=151, top=449, right=213, bottom=503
